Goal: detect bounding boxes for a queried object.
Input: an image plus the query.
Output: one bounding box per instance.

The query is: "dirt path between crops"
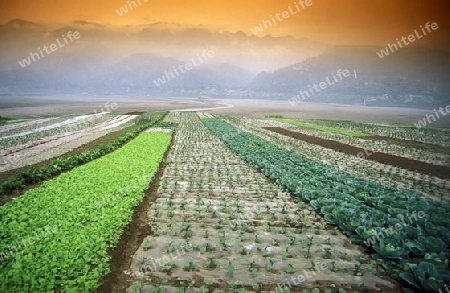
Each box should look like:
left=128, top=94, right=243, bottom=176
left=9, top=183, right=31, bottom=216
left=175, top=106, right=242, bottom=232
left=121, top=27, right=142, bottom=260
left=97, top=132, right=175, bottom=293
left=264, top=127, right=450, bottom=179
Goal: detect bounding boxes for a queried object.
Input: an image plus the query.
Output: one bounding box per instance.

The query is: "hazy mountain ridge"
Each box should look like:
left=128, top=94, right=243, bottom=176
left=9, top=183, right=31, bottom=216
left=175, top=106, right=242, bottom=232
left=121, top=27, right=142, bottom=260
left=0, top=19, right=328, bottom=73
left=1, top=19, right=449, bottom=108
left=249, top=45, right=450, bottom=107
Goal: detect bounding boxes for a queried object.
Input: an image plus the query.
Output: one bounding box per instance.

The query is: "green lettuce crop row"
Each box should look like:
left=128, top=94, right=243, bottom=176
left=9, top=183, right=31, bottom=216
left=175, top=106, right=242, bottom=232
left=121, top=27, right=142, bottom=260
left=0, top=131, right=172, bottom=292
left=203, top=118, right=450, bottom=293
left=0, top=111, right=168, bottom=197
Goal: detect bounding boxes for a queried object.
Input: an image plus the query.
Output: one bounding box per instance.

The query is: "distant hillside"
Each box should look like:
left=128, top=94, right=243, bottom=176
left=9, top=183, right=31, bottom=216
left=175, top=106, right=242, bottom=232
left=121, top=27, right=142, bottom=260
left=1, top=20, right=449, bottom=109
left=85, top=54, right=254, bottom=94
left=248, top=45, right=450, bottom=108
left=0, top=53, right=254, bottom=95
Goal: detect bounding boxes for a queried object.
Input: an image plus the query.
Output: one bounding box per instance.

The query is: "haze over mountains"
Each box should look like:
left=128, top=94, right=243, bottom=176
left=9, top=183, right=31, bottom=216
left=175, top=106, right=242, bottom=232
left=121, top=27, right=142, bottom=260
left=1, top=19, right=449, bottom=108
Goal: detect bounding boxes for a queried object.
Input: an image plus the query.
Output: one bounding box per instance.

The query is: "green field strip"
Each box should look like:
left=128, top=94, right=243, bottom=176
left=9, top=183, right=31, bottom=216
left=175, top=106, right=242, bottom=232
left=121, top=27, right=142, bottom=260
left=0, top=132, right=172, bottom=292
left=272, top=118, right=371, bottom=137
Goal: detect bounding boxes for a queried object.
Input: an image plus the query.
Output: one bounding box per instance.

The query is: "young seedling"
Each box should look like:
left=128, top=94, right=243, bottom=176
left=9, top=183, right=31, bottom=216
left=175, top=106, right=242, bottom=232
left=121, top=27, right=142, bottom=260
left=353, top=263, right=364, bottom=276
left=284, top=263, right=294, bottom=274
left=201, top=279, right=215, bottom=293
left=161, top=261, right=177, bottom=273
left=130, top=282, right=144, bottom=293
left=332, top=226, right=339, bottom=235
left=143, top=238, right=156, bottom=251
left=236, top=244, right=245, bottom=255
left=183, top=260, right=200, bottom=272
left=238, top=231, right=246, bottom=242
left=306, top=236, right=314, bottom=258
left=182, top=228, right=193, bottom=239
left=262, top=246, right=271, bottom=257
left=205, top=242, right=215, bottom=252
left=282, top=247, right=294, bottom=260
left=216, top=218, right=225, bottom=230
left=227, top=260, right=235, bottom=277
left=142, top=258, right=156, bottom=273
left=288, top=236, right=297, bottom=246
left=272, top=238, right=280, bottom=246
left=167, top=241, right=174, bottom=253
left=228, top=281, right=244, bottom=293
left=255, top=234, right=264, bottom=244
left=266, top=258, right=275, bottom=272
left=249, top=259, right=259, bottom=277
left=177, top=281, right=187, bottom=293
left=149, top=283, right=167, bottom=293
left=204, top=256, right=219, bottom=269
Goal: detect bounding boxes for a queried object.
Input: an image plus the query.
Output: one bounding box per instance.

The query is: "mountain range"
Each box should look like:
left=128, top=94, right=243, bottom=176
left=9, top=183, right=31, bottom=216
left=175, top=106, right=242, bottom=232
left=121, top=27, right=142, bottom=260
left=0, top=19, right=449, bottom=108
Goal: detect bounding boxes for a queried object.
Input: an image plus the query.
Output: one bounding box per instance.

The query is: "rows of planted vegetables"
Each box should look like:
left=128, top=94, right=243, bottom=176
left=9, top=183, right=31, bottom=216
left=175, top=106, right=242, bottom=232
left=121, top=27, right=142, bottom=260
left=0, top=131, right=172, bottom=291
left=222, top=115, right=448, bottom=202
left=127, top=112, right=397, bottom=293
left=267, top=118, right=449, bottom=167
left=203, top=118, right=450, bottom=293
left=0, top=111, right=168, bottom=197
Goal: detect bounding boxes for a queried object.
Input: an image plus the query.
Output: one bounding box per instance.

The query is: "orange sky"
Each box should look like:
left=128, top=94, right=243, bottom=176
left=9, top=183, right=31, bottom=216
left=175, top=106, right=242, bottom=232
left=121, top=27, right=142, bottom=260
left=0, top=0, right=449, bottom=45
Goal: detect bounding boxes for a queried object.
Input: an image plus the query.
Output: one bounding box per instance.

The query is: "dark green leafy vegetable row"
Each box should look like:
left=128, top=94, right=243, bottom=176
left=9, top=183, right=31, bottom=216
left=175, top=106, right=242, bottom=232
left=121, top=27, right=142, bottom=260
left=203, top=118, right=450, bottom=293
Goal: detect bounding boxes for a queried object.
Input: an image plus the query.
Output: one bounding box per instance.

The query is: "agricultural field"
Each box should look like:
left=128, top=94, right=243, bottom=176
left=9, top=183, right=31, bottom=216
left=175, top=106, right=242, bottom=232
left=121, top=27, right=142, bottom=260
left=124, top=112, right=400, bottom=292
left=0, top=130, right=172, bottom=291
left=0, top=113, right=143, bottom=173
left=221, top=116, right=450, bottom=203
left=1, top=109, right=449, bottom=293
left=204, top=118, right=449, bottom=292
left=298, top=119, right=450, bottom=147
left=264, top=118, right=450, bottom=167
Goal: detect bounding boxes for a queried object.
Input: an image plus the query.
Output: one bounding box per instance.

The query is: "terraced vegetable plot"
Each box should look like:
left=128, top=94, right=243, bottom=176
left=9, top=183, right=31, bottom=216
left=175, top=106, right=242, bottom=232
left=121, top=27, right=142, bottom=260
left=204, top=118, right=450, bottom=293
left=0, top=131, right=171, bottom=292
left=126, top=112, right=399, bottom=293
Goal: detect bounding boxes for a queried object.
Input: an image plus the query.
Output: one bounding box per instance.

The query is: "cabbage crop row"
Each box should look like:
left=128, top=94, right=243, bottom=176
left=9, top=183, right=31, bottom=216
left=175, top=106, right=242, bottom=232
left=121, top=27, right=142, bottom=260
left=204, top=118, right=450, bottom=292
left=0, top=132, right=172, bottom=292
